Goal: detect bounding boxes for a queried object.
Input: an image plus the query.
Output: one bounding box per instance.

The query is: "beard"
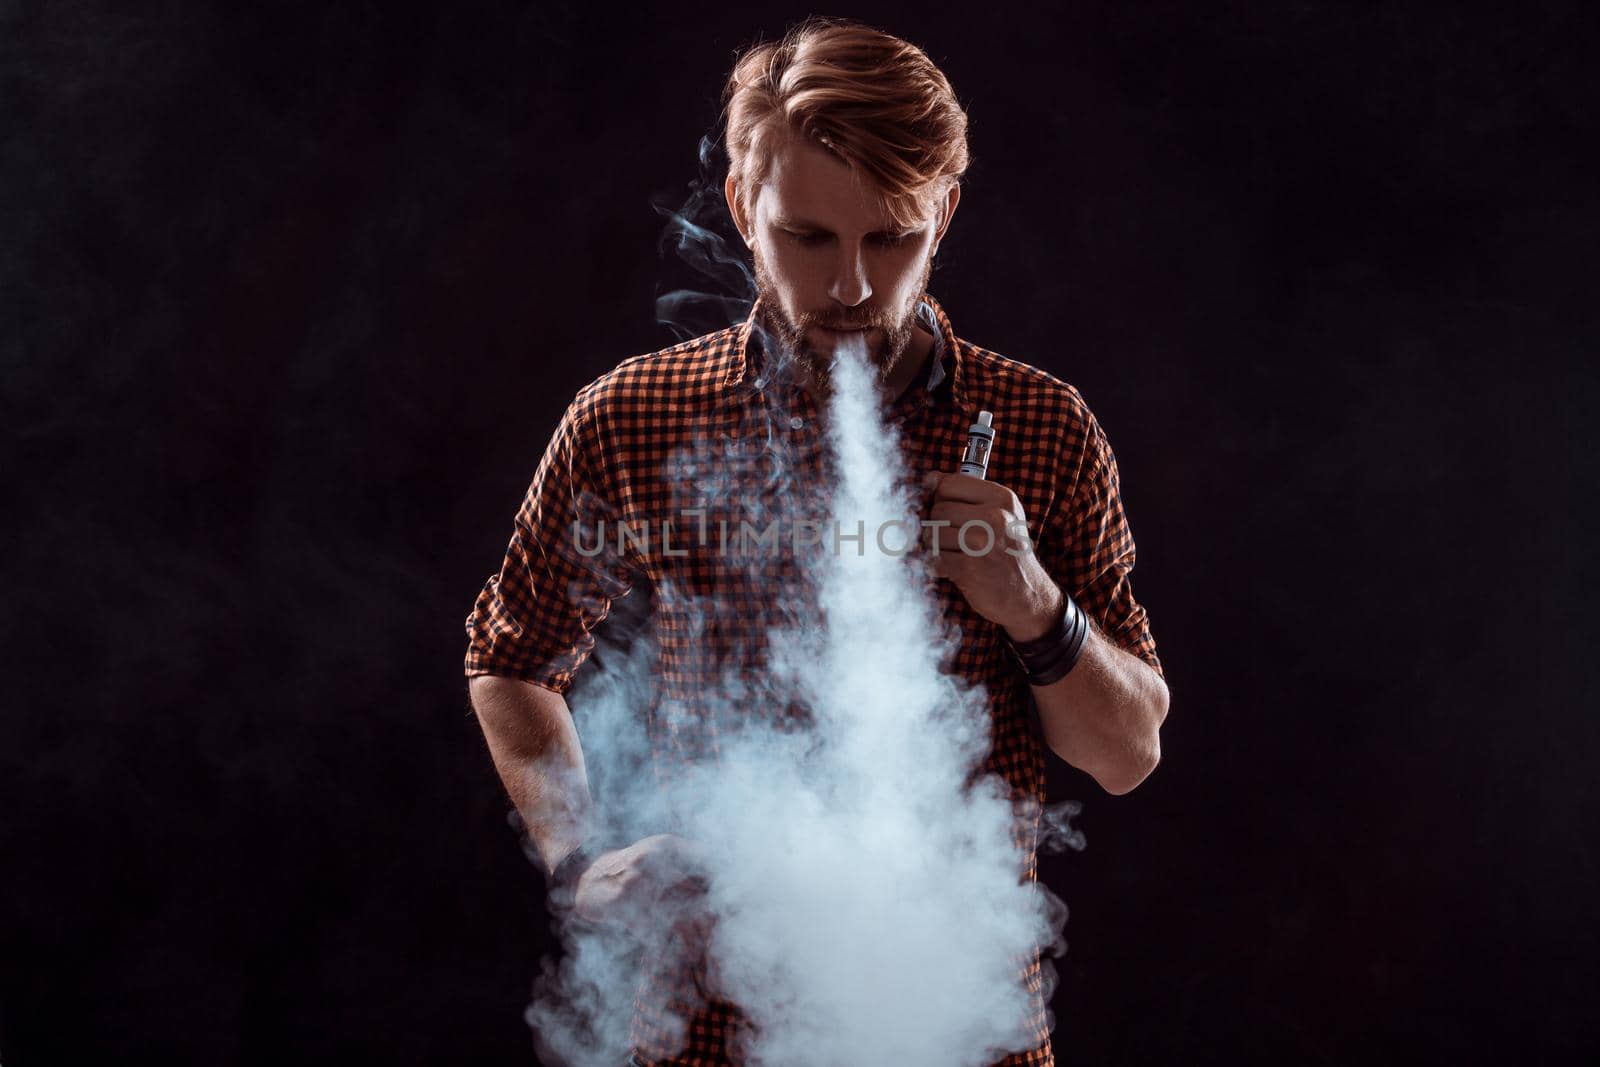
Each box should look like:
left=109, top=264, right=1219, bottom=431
left=750, top=245, right=933, bottom=392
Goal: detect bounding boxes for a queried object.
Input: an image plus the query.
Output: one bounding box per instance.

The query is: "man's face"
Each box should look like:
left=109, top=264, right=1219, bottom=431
left=730, top=137, right=954, bottom=387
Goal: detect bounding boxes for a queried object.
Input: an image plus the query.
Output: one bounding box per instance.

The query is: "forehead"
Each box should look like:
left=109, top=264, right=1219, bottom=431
left=756, top=136, right=911, bottom=230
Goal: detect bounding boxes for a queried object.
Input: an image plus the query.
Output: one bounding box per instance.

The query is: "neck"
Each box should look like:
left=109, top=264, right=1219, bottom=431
left=885, top=323, right=935, bottom=401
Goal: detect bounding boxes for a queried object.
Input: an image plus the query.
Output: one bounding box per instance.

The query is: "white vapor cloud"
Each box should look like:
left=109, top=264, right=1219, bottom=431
left=527, top=329, right=1069, bottom=1067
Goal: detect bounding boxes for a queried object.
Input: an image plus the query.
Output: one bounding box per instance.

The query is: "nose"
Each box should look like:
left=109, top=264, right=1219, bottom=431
left=826, top=244, right=872, bottom=309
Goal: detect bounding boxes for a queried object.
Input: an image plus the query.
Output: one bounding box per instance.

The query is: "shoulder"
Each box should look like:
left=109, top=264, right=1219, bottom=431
left=579, top=325, right=740, bottom=406
left=951, top=337, right=1129, bottom=516
left=955, top=338, right=1102, bottom=450
left=564, top=324, right=742, bottom=435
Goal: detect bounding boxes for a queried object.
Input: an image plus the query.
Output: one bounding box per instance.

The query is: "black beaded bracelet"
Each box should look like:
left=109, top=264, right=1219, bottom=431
left=1006, top=593, right=1089, bottom=686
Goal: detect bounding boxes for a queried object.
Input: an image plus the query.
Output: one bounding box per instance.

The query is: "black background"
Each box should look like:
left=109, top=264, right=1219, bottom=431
left=3, top=2, right=1596, bottom=1063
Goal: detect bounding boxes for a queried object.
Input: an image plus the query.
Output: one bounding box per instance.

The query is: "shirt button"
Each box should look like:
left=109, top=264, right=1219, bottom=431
left=789, top=416, right=804, bottom=430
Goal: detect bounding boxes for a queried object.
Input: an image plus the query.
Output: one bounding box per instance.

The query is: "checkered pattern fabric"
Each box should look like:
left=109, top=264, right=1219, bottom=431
left=465, top=293, right=1162, bottom=1066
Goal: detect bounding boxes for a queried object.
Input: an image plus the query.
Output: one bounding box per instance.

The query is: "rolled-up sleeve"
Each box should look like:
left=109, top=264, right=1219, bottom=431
left=1039, top=406, right=1163, bottom=678
left=464, top=391, right=633, bottom=695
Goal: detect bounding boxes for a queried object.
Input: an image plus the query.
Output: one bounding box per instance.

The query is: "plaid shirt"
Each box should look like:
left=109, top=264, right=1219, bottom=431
left=465, top=293, right=1162, bottom=1067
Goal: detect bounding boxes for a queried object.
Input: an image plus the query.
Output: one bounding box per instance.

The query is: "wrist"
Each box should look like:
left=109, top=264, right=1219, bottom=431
left=1004, top=584, right=1066, bottom=644
left=1005, top=588, right=1089, bottom=686
left=546, top=843, right=600, bottom=910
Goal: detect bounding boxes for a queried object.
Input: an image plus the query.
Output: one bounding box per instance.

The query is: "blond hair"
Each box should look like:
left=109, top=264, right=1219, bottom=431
left=721, top=17, right=970, bottom=230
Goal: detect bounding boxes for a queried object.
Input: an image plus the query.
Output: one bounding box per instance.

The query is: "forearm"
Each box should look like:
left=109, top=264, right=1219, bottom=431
left=1012, top=601, right=1169, bottom=795
left=468, top=674, right=595, bottom=874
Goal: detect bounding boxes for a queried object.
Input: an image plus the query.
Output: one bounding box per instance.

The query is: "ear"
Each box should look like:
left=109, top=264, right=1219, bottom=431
left=724, top=174, right=755, bottom=247
left=931, top=182, right=962, bottom=254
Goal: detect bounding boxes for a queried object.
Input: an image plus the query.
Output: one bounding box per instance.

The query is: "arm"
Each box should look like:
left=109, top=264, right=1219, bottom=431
left=468, top=674, right=595, bottom=877
left=921, top=477, right=1167, bottom=794
left=469, top=674, right=711, bottom=941
left=924, top=406, right=1167, bottom=795
left=463, top=392, right=625, bottom=872
left=463, top=392, right=707, bottom=929
left=1006, top=592, right=1168, bottom=795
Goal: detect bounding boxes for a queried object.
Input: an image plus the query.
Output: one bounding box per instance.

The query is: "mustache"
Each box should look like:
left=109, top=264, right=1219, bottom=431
left=801, top=314, right=882, bottom=331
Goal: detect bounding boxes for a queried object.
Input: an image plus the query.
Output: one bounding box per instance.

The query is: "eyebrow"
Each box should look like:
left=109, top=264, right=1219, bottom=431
left=773, top=215, right=921, bottom=237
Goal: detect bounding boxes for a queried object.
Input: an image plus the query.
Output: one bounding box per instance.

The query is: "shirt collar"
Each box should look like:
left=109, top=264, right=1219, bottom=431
left=722, top=291, right=969, bottom=414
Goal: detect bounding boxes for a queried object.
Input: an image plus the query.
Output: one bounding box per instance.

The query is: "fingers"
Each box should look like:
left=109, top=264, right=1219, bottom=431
left=920, top=472, right=1027, bottom=552
left=658, top=872, right=711, bottom=905
left=567, top=837, right=717, bottom=934
left=923, top=469, right=1000, bottom=505
left=923, top=512, right=1031, bottom=556
left=576, top=848, right=709, bottom=919
left=664, top=834, right=712, bottom=877
left=680, top=910, right=723, bottom=1000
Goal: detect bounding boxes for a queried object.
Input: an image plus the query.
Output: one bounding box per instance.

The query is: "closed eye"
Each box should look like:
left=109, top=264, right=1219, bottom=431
left=784, top=230, right=916, bottom=248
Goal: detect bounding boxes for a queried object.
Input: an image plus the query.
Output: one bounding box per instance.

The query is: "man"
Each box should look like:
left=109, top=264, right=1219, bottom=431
left=466, top=17, right=1168, bottom=1067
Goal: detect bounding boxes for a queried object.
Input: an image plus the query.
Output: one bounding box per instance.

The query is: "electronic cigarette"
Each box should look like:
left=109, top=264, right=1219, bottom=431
left=959, top=411, right=995, bottom=479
